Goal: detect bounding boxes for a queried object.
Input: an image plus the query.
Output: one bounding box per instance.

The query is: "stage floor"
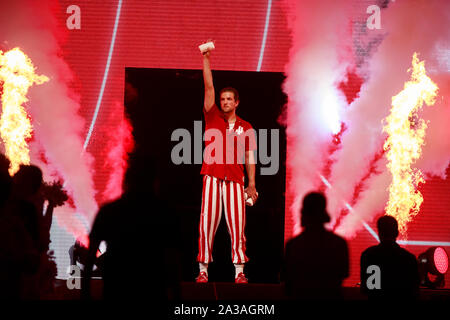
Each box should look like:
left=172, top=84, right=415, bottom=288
left=52, top=279, right=450, bottom=301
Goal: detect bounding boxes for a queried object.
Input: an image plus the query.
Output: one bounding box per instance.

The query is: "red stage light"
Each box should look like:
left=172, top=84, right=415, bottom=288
left=418, top=247, right=448, bottom=288
left=434, top=247, right=448, bottom=274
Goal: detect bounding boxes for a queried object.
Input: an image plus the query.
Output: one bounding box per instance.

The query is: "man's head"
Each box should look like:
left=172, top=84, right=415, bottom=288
left=300, top=192, right=330, bottom=228
left=219, top=87, right=239, bottom=114
left=13, top=164, right=43, bottom=197
left=377, top=215, right=399, bottom=243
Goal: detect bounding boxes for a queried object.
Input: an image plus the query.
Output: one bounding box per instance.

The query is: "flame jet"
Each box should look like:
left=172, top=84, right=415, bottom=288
left=0, top=48, right=48, bottom=175
left=383, top=53, right=438, bottom=234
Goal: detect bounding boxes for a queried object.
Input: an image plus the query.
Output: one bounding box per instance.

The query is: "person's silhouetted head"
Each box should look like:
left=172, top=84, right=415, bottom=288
left=300, top=192, right=330, bottom=228
left=13, top=164, right=43, bottom=198
left=0, top=153, right=10, bottom=174
left=377, top=215, right=399, bottom=243
left=0, top=154, right=12, bottom=207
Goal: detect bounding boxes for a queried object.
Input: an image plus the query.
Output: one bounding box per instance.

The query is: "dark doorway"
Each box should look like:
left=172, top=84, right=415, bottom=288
left=124, top=67, right=286, bottom=283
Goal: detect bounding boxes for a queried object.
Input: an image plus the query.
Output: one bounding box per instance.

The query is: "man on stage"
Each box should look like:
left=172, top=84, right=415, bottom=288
left=196, top=41, right=258, bottom=284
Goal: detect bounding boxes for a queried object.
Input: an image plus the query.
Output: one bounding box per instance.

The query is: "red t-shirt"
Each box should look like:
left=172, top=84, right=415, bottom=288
left=200, top=104, right=257, bottom=185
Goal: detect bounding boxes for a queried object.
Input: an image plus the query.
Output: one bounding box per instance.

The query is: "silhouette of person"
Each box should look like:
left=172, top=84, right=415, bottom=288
left=11, top=166, right=43, bottom=249
left=69, top=239, right=104, bottom=278
left=0, top=161, right=46, bottom=299
left=284, top=192, right=349, bottom=299
left=360, top=215, right=419, bottom=300
left=6, top=164, right=58, bottom=299
left=0, top=155, right=36, bottom=299
left=82, top=152, right=181, bottom=303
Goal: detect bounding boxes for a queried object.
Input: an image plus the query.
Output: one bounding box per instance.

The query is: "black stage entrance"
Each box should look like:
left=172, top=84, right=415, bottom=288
left=124, top=68, right=287, bottom=283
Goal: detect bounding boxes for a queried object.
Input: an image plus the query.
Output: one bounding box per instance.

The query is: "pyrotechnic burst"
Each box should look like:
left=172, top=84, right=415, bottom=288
left=0, top=48, right=48, bottom=175
left=383, top=52, right=439, bottom=235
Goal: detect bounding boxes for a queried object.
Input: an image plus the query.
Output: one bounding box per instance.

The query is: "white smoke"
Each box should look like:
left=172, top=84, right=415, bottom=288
left=283, top=0, right=355, bottom=235
left=330, top=0, right=450, bottom=238
left=0, top=0, right=98, bottom=241
left=285, top=0, right=450, bottom=239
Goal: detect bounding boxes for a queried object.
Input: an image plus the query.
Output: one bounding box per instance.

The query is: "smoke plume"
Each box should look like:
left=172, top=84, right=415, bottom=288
left=283, top=0, right=355, bottom=235
left=0, top=0, right=98, bottom=243
left=285, top=0, right=450, bottom=239
left=334, top=0, right=450, bottom=238
left=101, top=102, right=134, bottom=202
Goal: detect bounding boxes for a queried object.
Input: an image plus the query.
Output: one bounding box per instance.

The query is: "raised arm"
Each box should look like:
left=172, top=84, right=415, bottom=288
left=202, top=46, right=215, bottom=112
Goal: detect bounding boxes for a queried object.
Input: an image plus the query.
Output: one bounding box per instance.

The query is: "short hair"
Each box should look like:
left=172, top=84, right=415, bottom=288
left=377, top=215, right=399, bottom=240
left=300, top=192, right=330, bottom=227
left=14, top=164, right=43, bottom=195
left=220, top=87, right=239, bottom=102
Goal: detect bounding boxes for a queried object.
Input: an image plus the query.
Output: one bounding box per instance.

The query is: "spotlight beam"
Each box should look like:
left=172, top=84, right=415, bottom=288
left=256, top=0, right=272, bottom=72
left=83, top=0, right=123, bottom=151
left=59, top=0, right=123, bottom=232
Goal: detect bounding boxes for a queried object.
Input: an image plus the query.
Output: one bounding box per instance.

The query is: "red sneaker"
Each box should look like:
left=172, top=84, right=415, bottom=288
left=196, top=271, right=208, bottom=283
left=235, top=272, right=248, bottom=284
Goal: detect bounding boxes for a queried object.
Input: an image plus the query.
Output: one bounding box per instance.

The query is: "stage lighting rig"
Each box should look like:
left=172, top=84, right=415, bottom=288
left=418, top=247, right=448, bottom=289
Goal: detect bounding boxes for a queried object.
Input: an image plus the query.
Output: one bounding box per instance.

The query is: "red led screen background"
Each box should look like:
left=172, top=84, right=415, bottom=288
left=2, top=0, right=448, bottom=288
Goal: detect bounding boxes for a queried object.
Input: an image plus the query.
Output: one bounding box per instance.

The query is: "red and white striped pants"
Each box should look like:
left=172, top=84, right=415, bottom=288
left=197, top=175, right=249, bottom=264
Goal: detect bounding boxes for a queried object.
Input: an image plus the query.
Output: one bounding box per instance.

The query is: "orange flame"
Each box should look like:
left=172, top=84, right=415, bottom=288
left=0, top=48, right=48, bottom=175
left=383, top=53, right=438, bottom=235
